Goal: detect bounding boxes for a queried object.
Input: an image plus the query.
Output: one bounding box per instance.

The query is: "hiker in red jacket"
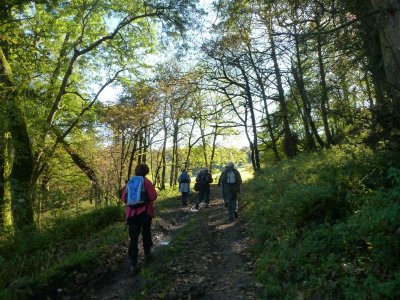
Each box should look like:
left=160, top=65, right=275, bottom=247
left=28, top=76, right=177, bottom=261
left=121, top=163, right=157, bottom=273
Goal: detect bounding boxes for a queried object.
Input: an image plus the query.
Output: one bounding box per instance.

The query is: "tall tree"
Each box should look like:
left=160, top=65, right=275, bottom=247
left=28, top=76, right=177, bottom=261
left=1, top=0, right=202, bottom=228
left=370, top=0, right=400, bottom=145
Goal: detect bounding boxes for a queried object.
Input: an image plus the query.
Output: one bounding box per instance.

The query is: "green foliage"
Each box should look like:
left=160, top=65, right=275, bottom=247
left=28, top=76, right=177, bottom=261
left=242, top=145, right=400, bottom=298
left=0, top=204, right=124, bottom=298
left=181, top=145, right=248, bottom=169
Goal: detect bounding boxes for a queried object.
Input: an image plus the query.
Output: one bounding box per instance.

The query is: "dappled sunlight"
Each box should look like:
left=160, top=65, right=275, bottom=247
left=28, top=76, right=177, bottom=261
left=216, top=221, right=236, bottom=231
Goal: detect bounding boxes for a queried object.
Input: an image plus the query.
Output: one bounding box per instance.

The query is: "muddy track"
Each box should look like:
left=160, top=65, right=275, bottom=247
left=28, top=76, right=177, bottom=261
left=91, top=187, right=261, bottom=299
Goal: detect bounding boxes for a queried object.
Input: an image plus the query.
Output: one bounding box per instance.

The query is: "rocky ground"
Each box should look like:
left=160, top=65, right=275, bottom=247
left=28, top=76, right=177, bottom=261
left=90, top=186, right=262, bottom=299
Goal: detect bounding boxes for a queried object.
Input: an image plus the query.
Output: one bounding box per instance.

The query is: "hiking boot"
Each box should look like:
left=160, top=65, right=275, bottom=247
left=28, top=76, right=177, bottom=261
left=234, top=211, right=238, bottom=218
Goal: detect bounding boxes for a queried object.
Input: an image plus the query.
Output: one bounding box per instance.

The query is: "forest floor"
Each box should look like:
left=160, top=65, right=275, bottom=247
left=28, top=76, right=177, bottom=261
left=89, top=186, right=262, bottom=299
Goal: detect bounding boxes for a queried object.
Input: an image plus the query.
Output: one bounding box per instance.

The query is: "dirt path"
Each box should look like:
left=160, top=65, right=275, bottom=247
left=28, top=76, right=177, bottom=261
left=91, top=187, right=261, bottom=299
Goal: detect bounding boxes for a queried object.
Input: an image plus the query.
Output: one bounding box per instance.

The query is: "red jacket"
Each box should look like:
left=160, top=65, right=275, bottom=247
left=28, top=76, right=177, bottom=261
left=120, top=177, right=157, bottom=219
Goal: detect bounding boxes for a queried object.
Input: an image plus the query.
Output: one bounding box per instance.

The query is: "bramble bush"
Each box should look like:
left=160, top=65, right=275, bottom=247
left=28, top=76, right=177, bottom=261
left=242, top=145, right=400, bottom=299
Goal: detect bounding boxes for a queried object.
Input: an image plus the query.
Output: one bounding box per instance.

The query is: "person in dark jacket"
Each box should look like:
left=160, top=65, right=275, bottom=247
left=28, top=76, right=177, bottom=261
left=120, top=163, right=158, bottom=273
left=195, top=168, right=213, bottom=209
left=218, top=162, right=242, bottom=222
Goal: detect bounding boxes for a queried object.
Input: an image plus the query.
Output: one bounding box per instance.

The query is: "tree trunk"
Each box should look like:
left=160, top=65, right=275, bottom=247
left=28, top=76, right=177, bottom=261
left=199, top=117, right=209, bottom=168
left=210, top=125, right=218, bottom=174
left=292, top=31, right=324, bottom=149
left=316, top=22, right=334, bottom=146
left=237, top=62, right=261, bottom=170
left=1, top=47, right=35, bottom=230
left=248, top=48, right=281, bottom=161
left=170, top=121, right=179, bottom=187
left=371, top=0, right=400, bottom=145
left=268, top=28, right=297, bottom=157
left=349, top=0, right=390, bottom=143
left=161, top=103, right=168, bottom=190
left=143, top=127, right=149, bottom=163
left=60, top=139, right=102, bottom=205
left=0, top=125, right=6, bottom=227
left=185, top=117, right=197, bottom=167
left=37, top=166, right=50, bottom=227
left=127, top=133, right=139, bottom=179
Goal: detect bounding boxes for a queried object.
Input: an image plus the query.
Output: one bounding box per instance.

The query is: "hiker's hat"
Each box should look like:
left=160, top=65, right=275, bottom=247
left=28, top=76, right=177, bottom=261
left=227, top=162, right=234, bottom=168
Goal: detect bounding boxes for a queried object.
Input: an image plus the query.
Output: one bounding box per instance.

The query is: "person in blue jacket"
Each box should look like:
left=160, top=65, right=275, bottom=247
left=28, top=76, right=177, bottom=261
left=178, top=168, right=191, bottom=206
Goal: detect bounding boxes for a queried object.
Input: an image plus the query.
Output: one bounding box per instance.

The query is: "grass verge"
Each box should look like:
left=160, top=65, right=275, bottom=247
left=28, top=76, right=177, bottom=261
left=0, top=188, right=184, bottom=299
left=242, top=145, right=400, bottom=299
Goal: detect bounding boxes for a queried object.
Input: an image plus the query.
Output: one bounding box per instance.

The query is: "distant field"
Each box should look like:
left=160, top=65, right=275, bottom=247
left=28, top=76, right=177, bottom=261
left=210, top=165, right=254, bottom=183
left=237, top=166, right=254, bottom=181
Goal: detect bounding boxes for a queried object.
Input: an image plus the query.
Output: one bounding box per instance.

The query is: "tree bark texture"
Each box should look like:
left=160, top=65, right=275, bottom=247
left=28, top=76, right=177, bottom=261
left=1, top=47, right=35, bottom=230
left=371, top=0, right=400, bottom=143
left=350, top=0, right=392, bottom=140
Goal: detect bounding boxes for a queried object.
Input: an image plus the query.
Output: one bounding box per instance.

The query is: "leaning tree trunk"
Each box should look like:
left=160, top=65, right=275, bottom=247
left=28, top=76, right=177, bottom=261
left=60, top=139, right=102, bottom=205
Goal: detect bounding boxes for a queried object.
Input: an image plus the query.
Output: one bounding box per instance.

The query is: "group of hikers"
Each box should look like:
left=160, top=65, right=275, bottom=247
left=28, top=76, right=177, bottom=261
left=119, top=162, right=242, bottom=274
left=178, top=163, right=242, bottom=221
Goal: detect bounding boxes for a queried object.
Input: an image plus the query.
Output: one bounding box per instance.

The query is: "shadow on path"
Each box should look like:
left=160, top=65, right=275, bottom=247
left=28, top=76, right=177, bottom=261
left=91, top=186, right=261, bottom=299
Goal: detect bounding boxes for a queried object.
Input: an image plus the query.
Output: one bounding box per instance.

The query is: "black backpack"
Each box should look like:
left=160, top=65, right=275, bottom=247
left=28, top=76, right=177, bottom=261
left=199, top=171, right=209, bottom=184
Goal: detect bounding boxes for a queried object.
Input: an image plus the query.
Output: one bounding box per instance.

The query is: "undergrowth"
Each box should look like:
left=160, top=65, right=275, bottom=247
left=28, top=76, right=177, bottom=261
left=0, top=187, right=182, bottom=299
left=242, top=145, right=400, bottom=299
left=0, top=204, right=125, bottom=299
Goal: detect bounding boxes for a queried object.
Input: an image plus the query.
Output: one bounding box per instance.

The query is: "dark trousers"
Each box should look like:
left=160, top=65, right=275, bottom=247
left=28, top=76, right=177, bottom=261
left=181, top=192, right=189, bottom=205
left=197, top=187, right=210, bottom=204
left=226, top=191, right=238, bottom=221
left=128, top=213, right=152, bottom=266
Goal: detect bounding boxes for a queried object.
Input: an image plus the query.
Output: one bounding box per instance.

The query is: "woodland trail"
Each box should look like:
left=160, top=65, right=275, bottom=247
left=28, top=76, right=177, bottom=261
left=91, top=186, right=262, bottom=299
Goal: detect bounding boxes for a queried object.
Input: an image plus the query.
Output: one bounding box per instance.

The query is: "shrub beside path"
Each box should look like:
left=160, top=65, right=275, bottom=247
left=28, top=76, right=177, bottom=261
left=91, top=186, right=262, bottom=299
